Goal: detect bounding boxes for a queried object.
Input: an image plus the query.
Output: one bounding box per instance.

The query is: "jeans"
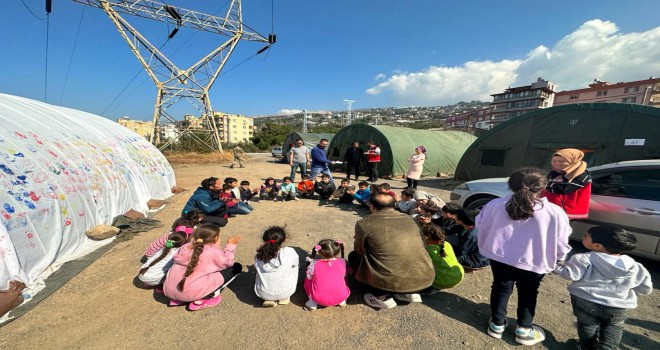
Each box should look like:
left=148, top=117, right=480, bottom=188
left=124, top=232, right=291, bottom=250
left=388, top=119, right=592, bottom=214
left=290, top=161, right=307, bottom=182
left=571, top=295, right=628, bottom=350
left=308, top=165, right=333, bottom=182
left=346, top=162, right=360, bottom=180
left=229, top=202, right=252, bottom=215
left=489, top=260, right=545, bottom=328
left=367, top=162, right=379, bottom=181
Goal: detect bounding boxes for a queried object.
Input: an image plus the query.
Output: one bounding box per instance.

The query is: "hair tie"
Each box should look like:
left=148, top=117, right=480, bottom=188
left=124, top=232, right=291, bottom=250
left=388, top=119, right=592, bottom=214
left=267, top=239, right=277, bottom=244
left=336, top=240, right=342, bottom=245
left=314, top=244, right=322, bottom=252
left=175, top=225, right=194, bottom=236
left=165, top=240, right=174, bottom=248
left=196, top=238, right=203, bottom=243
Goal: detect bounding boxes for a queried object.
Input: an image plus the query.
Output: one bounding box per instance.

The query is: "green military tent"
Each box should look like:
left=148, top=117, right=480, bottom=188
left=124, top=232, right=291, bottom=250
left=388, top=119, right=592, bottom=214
left=455, top=103, right=660, bottom=181
left=328, top=124, right=477, bottom=178
left=281, top=132, right=334, bottom=162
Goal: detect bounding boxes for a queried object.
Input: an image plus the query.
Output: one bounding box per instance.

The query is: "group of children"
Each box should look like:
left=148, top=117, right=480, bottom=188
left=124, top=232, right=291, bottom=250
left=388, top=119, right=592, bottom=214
left=137, top=171, right=652, bottom=350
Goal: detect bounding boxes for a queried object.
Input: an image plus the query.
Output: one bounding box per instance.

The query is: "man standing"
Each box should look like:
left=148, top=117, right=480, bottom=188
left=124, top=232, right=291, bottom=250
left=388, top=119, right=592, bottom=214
left=365, top=141, right=381, bottom=182
left=308, top=138, right=335, bottom=182
left=229, top=144, right=245, bottom=169
left=349, top=193, right=435, bottom=309
left=344, top=141, right=363, bottom=181
left=288, top=139, right=310, bottom=182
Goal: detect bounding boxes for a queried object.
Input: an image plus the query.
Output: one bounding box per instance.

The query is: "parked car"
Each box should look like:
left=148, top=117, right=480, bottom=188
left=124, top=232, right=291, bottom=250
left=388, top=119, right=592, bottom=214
left=271, top=146, right=283, bottom=158
left=450, top=160, right=660, bottom=261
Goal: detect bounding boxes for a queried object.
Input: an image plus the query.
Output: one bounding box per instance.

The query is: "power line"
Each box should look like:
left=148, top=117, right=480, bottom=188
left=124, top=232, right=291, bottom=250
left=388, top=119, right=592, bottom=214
left=20, top=0, right=44, bottom=20
left=59, top=7, right=86, bottom=105
left=44, top=12, right=50, bottom=102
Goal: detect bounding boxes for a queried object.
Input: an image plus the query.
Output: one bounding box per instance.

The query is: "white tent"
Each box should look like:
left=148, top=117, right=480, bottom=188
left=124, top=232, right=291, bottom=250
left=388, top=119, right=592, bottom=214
left=0, top=94, right=175, bottom=306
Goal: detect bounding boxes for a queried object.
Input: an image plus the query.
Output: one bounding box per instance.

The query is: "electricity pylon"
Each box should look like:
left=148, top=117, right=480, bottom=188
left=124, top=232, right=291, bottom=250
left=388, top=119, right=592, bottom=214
left=72, top=0, right=274, bottom=151
left=302, top=109, right=308, bottom=133
left=343, top=99, right=356, bottom=126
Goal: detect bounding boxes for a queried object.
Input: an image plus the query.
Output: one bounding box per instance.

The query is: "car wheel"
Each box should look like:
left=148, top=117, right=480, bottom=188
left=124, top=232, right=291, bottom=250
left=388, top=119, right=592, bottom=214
left=465, top=196, right=497, bottom=211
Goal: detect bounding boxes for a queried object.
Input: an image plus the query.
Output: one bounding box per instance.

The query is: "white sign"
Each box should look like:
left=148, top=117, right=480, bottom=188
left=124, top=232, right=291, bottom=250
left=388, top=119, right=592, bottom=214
left=624, top=139, right=645, bottom=146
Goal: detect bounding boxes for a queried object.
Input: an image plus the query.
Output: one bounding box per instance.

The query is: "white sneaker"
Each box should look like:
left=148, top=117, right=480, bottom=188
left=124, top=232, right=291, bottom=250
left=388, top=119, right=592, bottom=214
left=293, top=197, right=299, bottom=201
left=363, top=293, right=397, bottom=309
left=304, top=299, right=318, bottom=311
left=393, top=293, right=422, bottom=303
left=338, top=299, right=347, bottom=307
left=262, top=300, right=277, bottom=307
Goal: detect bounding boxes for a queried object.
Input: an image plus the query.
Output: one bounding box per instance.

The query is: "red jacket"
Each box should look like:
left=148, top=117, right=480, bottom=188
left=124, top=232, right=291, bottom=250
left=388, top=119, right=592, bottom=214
left=542, top=171, right=591, bottom=219
left=367, top=146, right=381, bottom=162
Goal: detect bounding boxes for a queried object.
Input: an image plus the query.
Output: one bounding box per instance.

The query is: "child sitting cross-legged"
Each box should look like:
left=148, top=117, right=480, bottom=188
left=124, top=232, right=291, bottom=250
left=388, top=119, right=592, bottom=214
left=163, top=223, right=243, bottom=311
left=260, top=177, right=280, bottom=201
left=455, top=208, right=490, bottom=271
left=254, top=226, right=300, bottom=307
left=314, top=174, right=336, bottom=200
left=239, top=180, right=259, bottom=207
left=304, top=239, right=351, bottom=311
left=330, top=178, right=355, bottom=203
left=421, top=223, right=464, bottom=294
left=395, top=189, right=417, bottom=214
left=296, top=174, right=315, bottom=198
left=555, top=226, right=652, bottom=350
left=353, top=181, right=371, bottom=207
left=280, top=176, right=299, bottom=201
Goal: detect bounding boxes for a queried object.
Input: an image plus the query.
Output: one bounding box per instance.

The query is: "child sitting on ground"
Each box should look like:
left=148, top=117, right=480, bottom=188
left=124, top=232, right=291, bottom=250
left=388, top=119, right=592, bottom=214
left=395, top=189, right=417, bottom=214
left=422, top=224, right=464, bottom=293
left=379, top=183, right=398, bottom=201
left=254, top=226, right=300, bottom=307
left=280, top=176, right=299, bottom=201
left=314, top=174, right=336, bottom=200
left=454, top=208, right=490, bottom=270
left=143, top=211, right=200, bottom=262
left=163, top=223, right=243, bottom=311
left=219, top=184, right=242, bottom=216
left=353, top=181, right=371, bottom=207
left=260, top=177, right=280, bottom=201
left=297, top=174, right=315, bottom=198
left=224, top=178, right=252, bottom=214
left=555, top=226, right=652, bottom=350
left=138, top=230, right=188, bottom=290
left=416, top=202, right=442, bottom=225
left=440, top=203, right=463, bottom=246
left=239, top=180, right=258, bottom=208
left=413, top=191, right=446, bottom=211
left=304, top=239, right=351, bottom=311
left=330, top=178, right=355, bottom=203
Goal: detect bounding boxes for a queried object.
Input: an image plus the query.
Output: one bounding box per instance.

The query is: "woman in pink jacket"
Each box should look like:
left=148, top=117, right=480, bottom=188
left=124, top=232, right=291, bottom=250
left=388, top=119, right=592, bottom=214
left=164, top=223, right=243, bottom=311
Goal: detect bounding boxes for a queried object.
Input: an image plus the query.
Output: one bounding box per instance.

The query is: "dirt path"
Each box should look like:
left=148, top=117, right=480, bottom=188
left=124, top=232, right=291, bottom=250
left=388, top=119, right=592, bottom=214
left=1, top=154, right=658, bottom=349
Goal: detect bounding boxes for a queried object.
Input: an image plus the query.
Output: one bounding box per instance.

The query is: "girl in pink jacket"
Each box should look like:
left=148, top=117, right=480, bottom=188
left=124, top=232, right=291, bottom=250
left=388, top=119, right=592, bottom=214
left=163, top=223, right=243, bottom=311
left=303, top=239, right=350, bottom=311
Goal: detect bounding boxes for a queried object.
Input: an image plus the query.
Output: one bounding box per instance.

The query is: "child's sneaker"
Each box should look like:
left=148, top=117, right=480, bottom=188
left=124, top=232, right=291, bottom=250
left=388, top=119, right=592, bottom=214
left=262, top=300, right=277, bottom=307
left=515, top=325, right=546, bottom=346
left=304, top=299, right=318, bottom=311
left=277, top=297, right=290, bottom=305
left=363, top=293, right=397, bottom=309
left=393, top=293, right=422, bottom=303
left=338, top=299, right=347, bottom=307
left=487, top=318, right=508, bottom=339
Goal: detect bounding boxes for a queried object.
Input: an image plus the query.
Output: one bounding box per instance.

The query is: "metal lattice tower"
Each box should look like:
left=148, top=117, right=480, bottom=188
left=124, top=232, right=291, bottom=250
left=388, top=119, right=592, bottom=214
left=343, top=99, right=356, bottom=126
left=302, top=109, right=308, bottom=133
left=72, top=0, right=274, bottom=151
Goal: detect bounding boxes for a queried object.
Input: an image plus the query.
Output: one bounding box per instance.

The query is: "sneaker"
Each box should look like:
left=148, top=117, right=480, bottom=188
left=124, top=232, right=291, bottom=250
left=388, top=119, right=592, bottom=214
left=338, top=299, right=347, bottom=307
left=262, top=300, right=277, bottom=307
left=487, top=318, right=508, bottom=339
left=515, top=325, right=546, bottom=346
left=393, top=293, right=422, bottom=303
left=168, top=299, right=185, bottom=307
left=304, top=299, right=318, bottom=311
left=293, top=197, right=299, bottom=201
left=363, top=293, right=397, bottom=309
left=277, top=297, right=290, bottom=305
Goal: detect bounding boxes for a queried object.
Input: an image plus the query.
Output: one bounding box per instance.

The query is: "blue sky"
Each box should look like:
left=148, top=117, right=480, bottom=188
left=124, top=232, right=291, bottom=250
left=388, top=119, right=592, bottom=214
left=2, top=0, right=659, bottom=121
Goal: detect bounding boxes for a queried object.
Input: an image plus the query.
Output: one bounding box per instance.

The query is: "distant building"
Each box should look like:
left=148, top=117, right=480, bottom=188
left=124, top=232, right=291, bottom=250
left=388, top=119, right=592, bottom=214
left=160, top=124, right=179, bottom=141
left=490, top=78, right=556, bottom=127
left=554, top=77, right=660, bottom=107
left=445, top=106, right=494, bottom=130
left=116, top=117, right=153, bottom=139
left=211, top=112, right=254, bottom=143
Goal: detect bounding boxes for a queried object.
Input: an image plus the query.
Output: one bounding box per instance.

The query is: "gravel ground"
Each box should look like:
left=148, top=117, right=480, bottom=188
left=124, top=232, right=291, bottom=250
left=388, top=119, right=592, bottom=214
left=0, top=154, right=658, bottom=350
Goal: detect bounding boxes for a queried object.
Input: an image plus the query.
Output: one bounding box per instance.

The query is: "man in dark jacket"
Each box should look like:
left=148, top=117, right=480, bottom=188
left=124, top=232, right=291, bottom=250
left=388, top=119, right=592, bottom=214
left=182, top=177, right=228, bottom=227
left=343, top=141, right=363, bottom=181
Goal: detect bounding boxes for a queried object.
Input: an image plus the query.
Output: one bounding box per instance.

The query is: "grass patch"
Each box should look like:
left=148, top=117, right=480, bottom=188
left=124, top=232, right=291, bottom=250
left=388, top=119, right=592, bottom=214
left=164, top=151, right=232, bottom=164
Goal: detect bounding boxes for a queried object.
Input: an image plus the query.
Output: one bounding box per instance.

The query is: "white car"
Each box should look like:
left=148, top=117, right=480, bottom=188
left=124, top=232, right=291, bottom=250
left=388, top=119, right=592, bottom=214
left=450, top=160, right=660, bottom=261
left=271, top=146, right=283, bottom=158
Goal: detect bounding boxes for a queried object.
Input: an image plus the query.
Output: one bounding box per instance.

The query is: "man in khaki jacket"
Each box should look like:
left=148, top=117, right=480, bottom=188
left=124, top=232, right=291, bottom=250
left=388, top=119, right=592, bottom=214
left=350, top=192, right=435, bottom=309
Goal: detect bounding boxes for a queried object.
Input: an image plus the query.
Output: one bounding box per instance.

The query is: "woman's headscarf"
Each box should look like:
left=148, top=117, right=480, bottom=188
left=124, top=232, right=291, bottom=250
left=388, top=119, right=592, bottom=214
left=553, top=148, right=587, bottom=181
left=416, top=146, right=427, bottom=154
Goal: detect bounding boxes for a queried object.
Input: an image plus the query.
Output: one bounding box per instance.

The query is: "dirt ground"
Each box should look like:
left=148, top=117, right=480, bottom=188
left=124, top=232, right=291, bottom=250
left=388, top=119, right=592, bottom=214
left=1, top=154, right=658, bottom=350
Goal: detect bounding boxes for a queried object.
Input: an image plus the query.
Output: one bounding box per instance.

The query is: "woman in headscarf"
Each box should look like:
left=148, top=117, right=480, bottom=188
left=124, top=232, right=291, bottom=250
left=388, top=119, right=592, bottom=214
left=542, top=148, right=592, bottom=219
left=406, top=146, right=427, bottom=189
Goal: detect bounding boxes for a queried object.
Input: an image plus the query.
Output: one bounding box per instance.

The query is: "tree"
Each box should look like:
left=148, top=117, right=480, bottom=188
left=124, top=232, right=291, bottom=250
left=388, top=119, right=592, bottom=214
left=251, top=121, right=294, bottom=150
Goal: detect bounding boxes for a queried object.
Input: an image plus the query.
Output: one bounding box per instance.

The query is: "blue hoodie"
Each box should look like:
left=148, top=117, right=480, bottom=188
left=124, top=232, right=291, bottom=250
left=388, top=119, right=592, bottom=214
left=311, top=144, right=331, bottom=167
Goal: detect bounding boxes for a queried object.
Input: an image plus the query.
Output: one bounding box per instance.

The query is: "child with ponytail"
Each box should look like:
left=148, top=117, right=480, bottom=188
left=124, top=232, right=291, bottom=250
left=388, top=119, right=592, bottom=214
left=303, top=239, right=350, bottom=311
left=163, top=223, right=243, bottom=311
left=138, top=231, right=188, bottom=289
left=254, top=226, right=300, bottom=307
left=422, top=224, right=464, bottom=293
left=142, top=210, right=200, bottom=261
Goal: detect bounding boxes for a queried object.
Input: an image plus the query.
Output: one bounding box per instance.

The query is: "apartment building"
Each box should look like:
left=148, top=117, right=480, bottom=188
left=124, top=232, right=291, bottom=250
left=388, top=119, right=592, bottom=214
left=554, top=77, right=660, bottom=107
left=116, top=117, right=154, bottom=139
left=445, top=106, right=494, bottom=130
left=212, top=112, right=255, bottom=144
left=490, top=78, right=556, bottom=127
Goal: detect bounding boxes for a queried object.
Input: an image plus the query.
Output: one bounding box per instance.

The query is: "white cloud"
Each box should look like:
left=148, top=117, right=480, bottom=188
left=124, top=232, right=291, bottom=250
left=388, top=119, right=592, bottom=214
left=374, top=73, right=386, bottom=81
left=277, top=109, right=303, bottom=115
left=366, top=20, right=660, bottom=105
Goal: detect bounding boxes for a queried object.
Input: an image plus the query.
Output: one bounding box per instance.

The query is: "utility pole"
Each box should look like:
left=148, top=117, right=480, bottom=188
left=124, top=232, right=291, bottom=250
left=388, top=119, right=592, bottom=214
left=71, top=0, right=275, bottom=151
left=343, top=99, right=356, bottom=126
left=302, top=109, right=308, bottom=133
